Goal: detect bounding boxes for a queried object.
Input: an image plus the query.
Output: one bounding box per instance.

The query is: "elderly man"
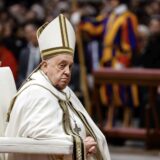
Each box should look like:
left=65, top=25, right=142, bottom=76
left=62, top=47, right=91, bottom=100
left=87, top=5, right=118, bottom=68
left=5, top=14, right=110, bottom=160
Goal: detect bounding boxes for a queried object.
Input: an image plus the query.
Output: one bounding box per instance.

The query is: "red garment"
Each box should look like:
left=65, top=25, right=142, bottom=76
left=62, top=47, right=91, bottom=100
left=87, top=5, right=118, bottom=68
left=0, top=46, right=18, bottom=80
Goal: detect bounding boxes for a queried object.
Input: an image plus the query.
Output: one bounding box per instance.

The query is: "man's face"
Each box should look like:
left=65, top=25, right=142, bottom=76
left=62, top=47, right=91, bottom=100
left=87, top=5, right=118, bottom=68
left=24, top=24, right=38, bottom=46
left=42, top=54, right=74, bottom=90
left=109, top=0, right=120, bottom=10
left=149, top=19, right=160, bottom=35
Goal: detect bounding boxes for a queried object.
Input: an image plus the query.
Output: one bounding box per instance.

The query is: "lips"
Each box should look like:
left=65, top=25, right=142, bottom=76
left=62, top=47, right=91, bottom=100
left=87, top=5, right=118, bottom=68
left=61, top=78, right=69, bottom=83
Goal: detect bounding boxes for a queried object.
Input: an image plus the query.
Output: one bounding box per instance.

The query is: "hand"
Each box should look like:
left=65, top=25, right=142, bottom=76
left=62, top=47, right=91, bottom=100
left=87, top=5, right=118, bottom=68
left=84, top=136, right=97, bottom=155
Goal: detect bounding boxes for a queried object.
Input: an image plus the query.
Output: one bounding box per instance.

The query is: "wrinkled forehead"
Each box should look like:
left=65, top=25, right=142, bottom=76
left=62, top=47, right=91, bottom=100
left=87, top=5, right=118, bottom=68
left=47, top=53, right=74, bottom=64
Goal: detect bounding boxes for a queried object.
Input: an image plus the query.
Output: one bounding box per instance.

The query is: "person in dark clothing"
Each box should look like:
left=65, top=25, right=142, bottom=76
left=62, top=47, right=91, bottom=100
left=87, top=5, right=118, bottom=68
left=17, top=23, right=40, bottom=88
left=142, top=16, right=160, bottom=68
left=139, top=15, right=160, bottom=127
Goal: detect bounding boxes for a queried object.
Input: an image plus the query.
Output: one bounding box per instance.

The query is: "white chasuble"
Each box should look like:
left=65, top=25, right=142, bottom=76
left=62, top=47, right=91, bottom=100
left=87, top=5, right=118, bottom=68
left=5, top=70, right=110, bottom=160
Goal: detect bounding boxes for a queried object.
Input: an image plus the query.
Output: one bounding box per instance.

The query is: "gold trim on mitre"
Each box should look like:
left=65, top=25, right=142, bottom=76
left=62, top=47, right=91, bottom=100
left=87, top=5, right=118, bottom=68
left=36, top=22, right=49, bottom=38
left=42, top=47, right=73, bottom=60
left=59, top=14, right=70, bottom=48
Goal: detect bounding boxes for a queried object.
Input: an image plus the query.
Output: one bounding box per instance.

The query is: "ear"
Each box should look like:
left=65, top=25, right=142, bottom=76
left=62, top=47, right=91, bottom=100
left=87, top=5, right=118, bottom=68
left=40, top=60, right=48, bottom=74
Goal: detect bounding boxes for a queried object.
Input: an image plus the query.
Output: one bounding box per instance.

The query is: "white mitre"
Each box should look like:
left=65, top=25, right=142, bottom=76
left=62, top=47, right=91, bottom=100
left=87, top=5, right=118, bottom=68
left=37, top=14, right=76, bottom=60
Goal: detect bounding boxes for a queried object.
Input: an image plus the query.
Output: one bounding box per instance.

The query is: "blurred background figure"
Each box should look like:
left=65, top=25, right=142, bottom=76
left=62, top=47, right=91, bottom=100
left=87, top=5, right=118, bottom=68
left=78, top=0, right=139, bottom=128
left=132, top=24, right=150, bottom=67
left=99, top=0, right=139, bottom=129
left=17, top=23, right=40, bottom=87
left=142, top=15, right=160, bottom=68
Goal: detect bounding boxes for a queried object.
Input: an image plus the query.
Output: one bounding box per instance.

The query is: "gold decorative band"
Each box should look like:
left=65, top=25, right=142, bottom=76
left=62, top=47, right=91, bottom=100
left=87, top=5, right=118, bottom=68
left=41, top=47, right=73, bottom=59
left=68, top=101, right=103, bottom=160
left=36, top=22, right=49, bottom=38
left=59, top=100, right=85, bottom=160
left=59, top=14, right=69, bottom=47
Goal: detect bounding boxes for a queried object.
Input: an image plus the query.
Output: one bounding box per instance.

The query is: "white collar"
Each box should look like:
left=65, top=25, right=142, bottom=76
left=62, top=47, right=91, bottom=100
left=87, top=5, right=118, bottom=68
left=114, top=4, right=128, bottom=15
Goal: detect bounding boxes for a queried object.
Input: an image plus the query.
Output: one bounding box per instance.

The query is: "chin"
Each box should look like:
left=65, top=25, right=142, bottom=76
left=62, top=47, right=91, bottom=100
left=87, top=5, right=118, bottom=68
left=57, top=84, right=67, bottom=91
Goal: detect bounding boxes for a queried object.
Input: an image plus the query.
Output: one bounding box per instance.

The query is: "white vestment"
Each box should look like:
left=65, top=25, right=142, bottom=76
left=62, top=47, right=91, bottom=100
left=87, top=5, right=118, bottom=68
left=5, top=70, right=110, bottom=160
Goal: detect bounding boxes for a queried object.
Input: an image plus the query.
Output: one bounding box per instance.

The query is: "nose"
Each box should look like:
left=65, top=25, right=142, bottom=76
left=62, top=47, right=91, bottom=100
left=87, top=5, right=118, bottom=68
left=64, top=66, right=71, bottom=76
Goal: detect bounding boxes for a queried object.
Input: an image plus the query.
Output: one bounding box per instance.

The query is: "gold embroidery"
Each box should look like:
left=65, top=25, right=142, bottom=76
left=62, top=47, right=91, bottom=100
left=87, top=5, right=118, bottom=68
left=68, top=102, right=103, bottom=160
left=37, top=22, right=49, bottom=38
left=59, top=14, right=69, bottom=47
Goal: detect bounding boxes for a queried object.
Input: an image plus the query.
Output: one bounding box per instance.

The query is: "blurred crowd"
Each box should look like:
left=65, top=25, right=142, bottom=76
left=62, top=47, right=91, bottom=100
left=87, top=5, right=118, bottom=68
left=0, top=0, right=160, bottom=85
